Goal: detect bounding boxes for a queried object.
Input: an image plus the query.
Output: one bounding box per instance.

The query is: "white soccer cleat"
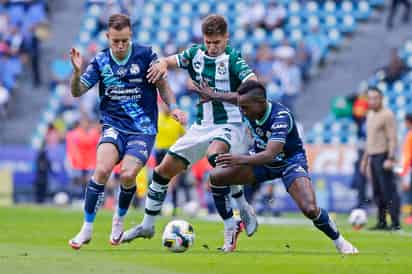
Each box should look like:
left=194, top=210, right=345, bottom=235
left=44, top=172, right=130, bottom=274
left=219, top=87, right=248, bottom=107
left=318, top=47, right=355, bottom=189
left=219, top=220, right=244, bottom=253
left=69, top=228, right=92, bottom=250
left=335, top=237, right=359, bottom=255
left=239, top=204, right=258, bottom=237
left=120, top=224, right=155, bottom=243
left=110, top=216, right=124, bottom=245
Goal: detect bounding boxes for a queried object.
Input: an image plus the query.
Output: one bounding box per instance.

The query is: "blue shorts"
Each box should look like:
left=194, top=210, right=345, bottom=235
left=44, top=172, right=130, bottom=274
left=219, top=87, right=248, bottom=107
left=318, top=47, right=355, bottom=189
left=252, top=153, right=310, bottom=190
left=99, top=125, right=155, bottom=165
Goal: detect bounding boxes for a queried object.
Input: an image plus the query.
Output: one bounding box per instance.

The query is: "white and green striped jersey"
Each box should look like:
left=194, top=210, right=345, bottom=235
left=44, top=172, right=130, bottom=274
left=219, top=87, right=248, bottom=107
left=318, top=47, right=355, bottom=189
left=175, top=44, right=255, bottom=125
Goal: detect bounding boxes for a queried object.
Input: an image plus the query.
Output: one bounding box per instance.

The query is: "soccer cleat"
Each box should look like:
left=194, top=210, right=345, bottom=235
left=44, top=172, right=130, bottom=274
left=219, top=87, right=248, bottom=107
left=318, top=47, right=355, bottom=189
left=69, top=229, right=92, bottom=250
left=335, top=237, right=359, bottom=255
left=219, top=220, right=244, bottom=253
left=239, top=204, right=258, bottom=237
left=368, top=223, right=388, bottom=231
left=120, top=224, right=155, bottom=243
left=109, top=216, right=124, bottom=245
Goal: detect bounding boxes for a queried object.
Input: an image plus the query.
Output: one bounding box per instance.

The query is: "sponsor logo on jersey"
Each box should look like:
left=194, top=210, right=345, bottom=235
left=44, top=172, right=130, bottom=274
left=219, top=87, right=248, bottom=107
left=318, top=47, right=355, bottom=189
left=102, top=64, right=114, bottom=77
left=127, top=140, right=147, bottom=147
left=105, top=86, right=142, bottom=100
left=129, top=78, right=143, bottom=83
left=239, top=70, right=251, bottom=79
left=271, top=123, right=288, bottom=130
left=294, top=166, right=306, bottom=173
left=103, top=127, right=119, bottom=139
left=116, top=66, right=128, bottom=77
left=138, top=149, right=148, bottom=158
left=256, top=127, right=264, bottom=137
left=130, top=64, right=140, bottom=75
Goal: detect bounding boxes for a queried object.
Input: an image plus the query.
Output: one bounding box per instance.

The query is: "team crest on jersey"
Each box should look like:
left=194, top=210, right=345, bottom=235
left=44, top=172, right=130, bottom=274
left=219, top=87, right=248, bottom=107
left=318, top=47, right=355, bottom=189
left=130, top=64, right=140, bottom=75
left=194, top=61, right=201, bottom=69
left=116, top=66, right=127, bottom=77
left=217, top=62, right=227, bottom=75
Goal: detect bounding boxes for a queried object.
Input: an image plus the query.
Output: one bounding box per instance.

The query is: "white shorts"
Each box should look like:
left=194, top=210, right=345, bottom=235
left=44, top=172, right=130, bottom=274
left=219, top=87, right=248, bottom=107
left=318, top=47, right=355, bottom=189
left=169, top=123, right=250, bottom=165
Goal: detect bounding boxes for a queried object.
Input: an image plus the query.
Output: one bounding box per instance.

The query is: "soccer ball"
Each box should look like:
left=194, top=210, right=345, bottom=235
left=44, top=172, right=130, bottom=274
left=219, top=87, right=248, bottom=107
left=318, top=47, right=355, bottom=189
left=53, top=192, right=69, bottom=206
left=162, top=220, right=195, bottom=252
left=182, top=200, right=200, bottom=217
left=348, top=208, right=368, bottom=230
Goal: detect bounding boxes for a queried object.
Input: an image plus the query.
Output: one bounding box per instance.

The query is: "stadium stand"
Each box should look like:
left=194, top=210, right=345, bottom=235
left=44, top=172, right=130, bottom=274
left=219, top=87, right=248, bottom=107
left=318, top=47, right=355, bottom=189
left=306, top=38, right=412, bottom=144
left=31, top=0, right=387, bottom=149
left=0, top=0, right=48, bottom=118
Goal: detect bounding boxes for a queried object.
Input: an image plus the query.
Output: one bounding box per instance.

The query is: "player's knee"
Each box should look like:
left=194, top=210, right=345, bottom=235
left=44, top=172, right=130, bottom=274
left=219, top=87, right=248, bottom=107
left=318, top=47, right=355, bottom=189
left=94, top=166, right=112, bottom=183
left=302, top=204, right=318, bottom=219
left=209, top=169, right=224, bottom=186
left=156, top=156, right=185, bottom=178
left=119, top=168, right=138, bottom=184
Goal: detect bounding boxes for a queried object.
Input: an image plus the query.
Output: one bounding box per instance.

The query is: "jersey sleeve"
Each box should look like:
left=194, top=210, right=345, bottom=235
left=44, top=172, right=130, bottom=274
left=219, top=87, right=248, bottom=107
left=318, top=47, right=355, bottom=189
left=80, top=57, right=100, bottom=89
left=175, top=45, right=199, bottom=69
left=231, top=52, right=255, bottom=82
left=269, top=110, right=293, bottom=143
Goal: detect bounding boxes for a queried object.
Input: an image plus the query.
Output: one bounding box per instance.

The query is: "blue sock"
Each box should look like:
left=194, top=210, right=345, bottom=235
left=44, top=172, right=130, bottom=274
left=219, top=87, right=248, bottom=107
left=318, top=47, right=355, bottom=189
left=312, top=208, right=340, bottom=240
left=84, top=179, right=105, bottom=223
left=117, top=185, right=136, bottom=217
left=211, top=185, right=233, bottom=220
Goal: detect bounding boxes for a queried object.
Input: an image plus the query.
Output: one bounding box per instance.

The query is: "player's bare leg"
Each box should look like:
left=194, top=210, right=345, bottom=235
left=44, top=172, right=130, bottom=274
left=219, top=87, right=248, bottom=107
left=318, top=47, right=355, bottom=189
left=207, top=140, right=258, bottom=239
left=69, top=143, right=119, bottom=250
left=121, top=154, right=186, bottom=243
left=288, top=177, right=358, bottom=255
left=110, top=155, right=144, bottom=245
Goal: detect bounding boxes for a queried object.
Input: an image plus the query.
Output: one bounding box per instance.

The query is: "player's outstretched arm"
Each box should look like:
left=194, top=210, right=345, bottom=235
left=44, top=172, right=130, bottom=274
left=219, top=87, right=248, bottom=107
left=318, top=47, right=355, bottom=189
left=192, top=75, right=258, bottom=105
left=70, top=48, right=88, bottom=97
left=216, top=140, right=283, bottom=167
left=147, top=56, right=178, bottom=84
left=156, top=78, right=187, bottom=125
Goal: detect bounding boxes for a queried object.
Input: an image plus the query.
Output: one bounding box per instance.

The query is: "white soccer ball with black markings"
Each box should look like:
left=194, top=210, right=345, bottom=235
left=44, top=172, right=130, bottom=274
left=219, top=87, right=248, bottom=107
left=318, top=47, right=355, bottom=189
left=162, top=220, right=195, bottom=252
left=348, top=208, right=368, bottom=230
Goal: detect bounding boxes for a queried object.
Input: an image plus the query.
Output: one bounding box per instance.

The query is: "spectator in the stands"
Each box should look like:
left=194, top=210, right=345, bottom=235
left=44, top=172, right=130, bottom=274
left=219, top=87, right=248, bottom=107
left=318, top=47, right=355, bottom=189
left=0, top=83, right=9, bottom=118
left=255, top=43, right=274, bottom=85
left=260, top=1, right=286, bottom=31
left=305, top=25, right=329, bottom=69
left=273, top=43, right=302, bottom=113
left=240, top=1, right=265, bottom=33
left=295, top=41, right=312, bottom=82
left=387, top=0, right=411, bottom=30
left=380, top=48, right=408, bottom=83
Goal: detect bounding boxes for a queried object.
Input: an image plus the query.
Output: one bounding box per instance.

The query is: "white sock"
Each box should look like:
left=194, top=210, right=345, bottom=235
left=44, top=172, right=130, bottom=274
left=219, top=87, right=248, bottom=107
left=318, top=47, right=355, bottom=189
left=113, top=212, right=125, bottom=222
left=141, top=214, right=156, bottom=229
left=82, top=222, right=93, bottom=232
left=223, top=217, right=236, bottom=230
left=333, top=235, right=344, bottom=246
left=234, top=194, right=249, bottom=209
left=230, top=185, right=248, bottom=209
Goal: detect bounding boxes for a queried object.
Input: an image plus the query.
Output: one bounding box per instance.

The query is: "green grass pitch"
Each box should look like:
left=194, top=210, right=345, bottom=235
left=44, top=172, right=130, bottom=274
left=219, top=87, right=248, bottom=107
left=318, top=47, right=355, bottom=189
left=1, top=206, right=411, bottom=274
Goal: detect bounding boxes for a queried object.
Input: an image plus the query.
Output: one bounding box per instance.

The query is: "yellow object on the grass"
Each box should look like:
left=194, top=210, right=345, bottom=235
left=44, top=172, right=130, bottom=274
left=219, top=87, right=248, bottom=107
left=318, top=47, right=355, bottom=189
left=136, top=167, right=148, bottom=198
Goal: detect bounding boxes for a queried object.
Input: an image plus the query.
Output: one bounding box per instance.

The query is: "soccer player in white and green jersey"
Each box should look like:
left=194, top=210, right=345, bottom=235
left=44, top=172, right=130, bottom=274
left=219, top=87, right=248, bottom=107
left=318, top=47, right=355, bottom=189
left=121, top=14, right=258, bottom=252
